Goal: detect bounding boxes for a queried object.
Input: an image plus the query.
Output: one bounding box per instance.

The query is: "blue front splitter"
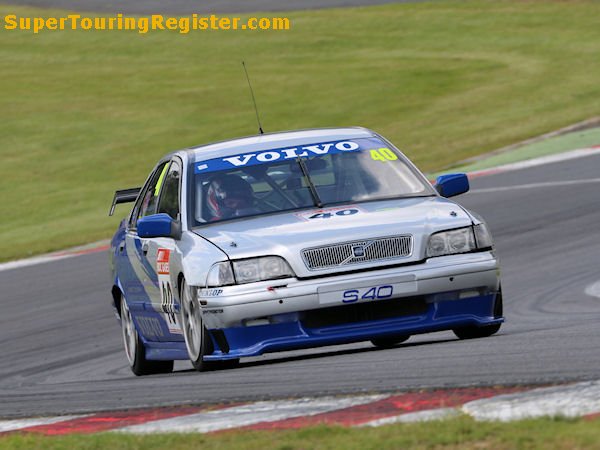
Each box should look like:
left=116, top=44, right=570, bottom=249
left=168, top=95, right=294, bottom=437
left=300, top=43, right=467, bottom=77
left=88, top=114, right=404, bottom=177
left=202, top=293, right=503, bottom=360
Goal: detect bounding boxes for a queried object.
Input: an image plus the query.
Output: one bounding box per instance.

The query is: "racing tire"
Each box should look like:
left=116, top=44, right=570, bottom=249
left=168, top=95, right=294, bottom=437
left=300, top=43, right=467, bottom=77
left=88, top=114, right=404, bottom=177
left=371, top=335, right=410, bottom=348
left=180, top=279, right=239, bottom=372
left=452, top=287, right=503, bottom=340
left=120, top=296, right=174, bottom=376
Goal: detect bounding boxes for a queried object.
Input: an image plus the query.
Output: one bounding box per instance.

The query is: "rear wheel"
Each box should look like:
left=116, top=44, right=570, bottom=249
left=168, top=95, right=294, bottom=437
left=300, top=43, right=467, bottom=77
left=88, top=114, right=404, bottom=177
left=371, top=335, right=410, bottom=348
left=180, top=279, right=239, bottom=371
left=120, top=296, right=173, bottom=376
left=452, top=287, right=503, bottom=340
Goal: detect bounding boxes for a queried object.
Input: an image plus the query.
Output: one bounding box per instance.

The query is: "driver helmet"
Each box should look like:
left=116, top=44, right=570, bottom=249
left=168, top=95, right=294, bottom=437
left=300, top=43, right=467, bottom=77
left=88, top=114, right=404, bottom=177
left=206, top=174, right=254, bottom=220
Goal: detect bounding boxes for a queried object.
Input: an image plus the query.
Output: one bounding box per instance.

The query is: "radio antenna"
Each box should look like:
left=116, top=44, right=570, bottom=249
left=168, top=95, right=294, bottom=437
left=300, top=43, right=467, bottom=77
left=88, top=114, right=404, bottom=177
left=242, top=61, right=264, bottom=135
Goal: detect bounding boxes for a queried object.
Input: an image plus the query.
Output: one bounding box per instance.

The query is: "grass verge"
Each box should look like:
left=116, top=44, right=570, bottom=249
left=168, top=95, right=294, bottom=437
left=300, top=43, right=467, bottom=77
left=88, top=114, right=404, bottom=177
left=1, top=416, right=599, bottom=449
left=1, top=1, right=600, bottom=261
left=432, top=125, right=600, bottom=176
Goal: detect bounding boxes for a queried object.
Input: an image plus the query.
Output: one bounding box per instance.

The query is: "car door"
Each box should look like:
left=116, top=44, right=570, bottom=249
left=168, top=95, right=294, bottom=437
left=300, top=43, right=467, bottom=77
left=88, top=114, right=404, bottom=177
left=117, top=161, right=169, bottom=342
left=142, top=158, right=185, bottom=341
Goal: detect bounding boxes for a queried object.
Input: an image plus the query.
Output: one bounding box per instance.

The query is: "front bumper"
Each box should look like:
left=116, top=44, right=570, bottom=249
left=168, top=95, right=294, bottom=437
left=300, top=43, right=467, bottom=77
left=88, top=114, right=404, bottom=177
left=199, top=251, right=502, bottom=360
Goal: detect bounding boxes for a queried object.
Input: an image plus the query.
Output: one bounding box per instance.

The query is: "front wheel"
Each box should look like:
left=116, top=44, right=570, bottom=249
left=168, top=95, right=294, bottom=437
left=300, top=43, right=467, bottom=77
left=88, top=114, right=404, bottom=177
left=453, top=287, right=503, bottom=340
left=179, top=280, right=239, bottom=371
left=120, top=295, right=173, bottom=376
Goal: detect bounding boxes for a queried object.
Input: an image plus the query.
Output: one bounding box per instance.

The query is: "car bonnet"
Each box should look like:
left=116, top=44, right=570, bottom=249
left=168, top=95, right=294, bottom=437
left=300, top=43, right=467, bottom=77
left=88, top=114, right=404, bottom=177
left=192, top=196, right=473, bottom=278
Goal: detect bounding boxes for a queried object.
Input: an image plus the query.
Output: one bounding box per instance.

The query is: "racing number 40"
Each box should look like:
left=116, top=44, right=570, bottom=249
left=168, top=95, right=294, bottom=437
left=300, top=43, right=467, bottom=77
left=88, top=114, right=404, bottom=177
left=160, top=280, right=177, bottom=325
left=308, top=209, right=359, bottom=220
left=370, top=148, right=398, bottom=162
left=342, top=285, right=394, bottom=303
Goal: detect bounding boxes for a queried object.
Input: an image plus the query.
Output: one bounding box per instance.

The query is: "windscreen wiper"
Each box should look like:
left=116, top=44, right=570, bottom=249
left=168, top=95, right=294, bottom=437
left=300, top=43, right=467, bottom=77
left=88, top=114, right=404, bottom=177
left=296, top=157, right=323, bottom=208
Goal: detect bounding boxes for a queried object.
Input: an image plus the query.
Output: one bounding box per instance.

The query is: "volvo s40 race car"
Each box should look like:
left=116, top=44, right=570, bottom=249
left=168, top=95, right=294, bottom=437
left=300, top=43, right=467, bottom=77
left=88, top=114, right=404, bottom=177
left=109, top=128, right=503, bottom=375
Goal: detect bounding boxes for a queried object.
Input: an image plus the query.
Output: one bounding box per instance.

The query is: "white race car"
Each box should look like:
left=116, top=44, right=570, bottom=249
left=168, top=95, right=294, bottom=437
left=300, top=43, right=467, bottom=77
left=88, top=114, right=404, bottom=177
left=109, top=127, right=502, bottom=375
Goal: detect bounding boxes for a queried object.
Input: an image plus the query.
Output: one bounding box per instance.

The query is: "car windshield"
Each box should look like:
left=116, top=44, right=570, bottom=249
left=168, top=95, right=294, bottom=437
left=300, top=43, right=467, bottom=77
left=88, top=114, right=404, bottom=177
left=190, top=136, right=434, bottom=224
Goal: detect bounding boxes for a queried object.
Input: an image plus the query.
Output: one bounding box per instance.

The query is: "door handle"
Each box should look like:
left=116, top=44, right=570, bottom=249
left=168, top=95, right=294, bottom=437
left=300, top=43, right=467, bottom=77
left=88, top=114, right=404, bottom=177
left=118, top=243, right=125, bottom=253
left=142, top=242, right=149, bottom=256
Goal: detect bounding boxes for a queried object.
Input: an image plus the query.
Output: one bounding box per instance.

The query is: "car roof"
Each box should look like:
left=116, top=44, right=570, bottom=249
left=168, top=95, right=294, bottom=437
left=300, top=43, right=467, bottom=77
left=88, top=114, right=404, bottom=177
left=180, top=127, right=377, bottom=162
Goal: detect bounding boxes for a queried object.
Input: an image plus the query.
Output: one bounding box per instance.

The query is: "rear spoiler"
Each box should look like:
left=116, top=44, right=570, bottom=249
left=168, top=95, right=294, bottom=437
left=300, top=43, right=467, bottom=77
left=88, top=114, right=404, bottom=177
left=109, top=187, right=141, bottom=216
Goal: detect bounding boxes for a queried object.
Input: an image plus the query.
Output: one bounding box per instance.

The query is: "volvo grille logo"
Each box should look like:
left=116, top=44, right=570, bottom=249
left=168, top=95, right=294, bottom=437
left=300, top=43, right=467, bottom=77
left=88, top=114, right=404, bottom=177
left=352, top=245, right=365, bottom=257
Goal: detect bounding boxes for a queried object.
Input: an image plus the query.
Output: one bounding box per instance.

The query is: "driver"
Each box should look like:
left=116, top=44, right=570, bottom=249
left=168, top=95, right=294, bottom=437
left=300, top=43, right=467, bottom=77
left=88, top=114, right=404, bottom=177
left=206, top=174, right=257, bottom=220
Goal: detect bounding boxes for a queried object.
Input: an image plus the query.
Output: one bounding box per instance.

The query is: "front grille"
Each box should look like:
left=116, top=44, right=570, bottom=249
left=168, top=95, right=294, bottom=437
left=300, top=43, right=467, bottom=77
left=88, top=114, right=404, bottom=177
left=302, top=235, right=412, bottom=270
left=302, top=296, right=427, bottom=329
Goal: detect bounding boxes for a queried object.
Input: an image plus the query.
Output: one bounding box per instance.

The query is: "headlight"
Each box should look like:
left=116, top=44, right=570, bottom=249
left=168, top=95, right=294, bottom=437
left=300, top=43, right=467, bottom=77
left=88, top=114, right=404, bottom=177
left=233, top=256, right=294, bottom=284
left=473, top=223, right=493, bottom=249
left=206, top=262, right=235, bottom=287
left=426, top=224, right=493, bottom=258
left=426, top=227, right=476, bottom=257
left=206, top=256, right=295, bottom=287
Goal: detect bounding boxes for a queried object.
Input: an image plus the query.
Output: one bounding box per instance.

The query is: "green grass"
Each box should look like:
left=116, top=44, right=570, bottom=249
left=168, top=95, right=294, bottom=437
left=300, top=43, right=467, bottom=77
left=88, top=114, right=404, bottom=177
left=431, top=126, right=600, bottom=176
left=1, top=1, right=600, bottom=261
left=1, top=416, right=600, bottom=449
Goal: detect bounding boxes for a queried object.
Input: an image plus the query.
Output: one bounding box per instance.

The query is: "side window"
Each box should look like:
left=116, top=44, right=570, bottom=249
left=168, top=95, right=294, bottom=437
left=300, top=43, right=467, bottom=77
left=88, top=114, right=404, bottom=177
left=157, top=160, right=181, bottom=220
left=129, top=162, right=169, bottom=228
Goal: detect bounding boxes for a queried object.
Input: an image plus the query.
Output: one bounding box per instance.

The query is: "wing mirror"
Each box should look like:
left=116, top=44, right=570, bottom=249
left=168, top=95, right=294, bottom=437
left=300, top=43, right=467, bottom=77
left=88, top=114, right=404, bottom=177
left=137, top=213, right=182, bottom=240
left=434, top=173, right=469, bottom=198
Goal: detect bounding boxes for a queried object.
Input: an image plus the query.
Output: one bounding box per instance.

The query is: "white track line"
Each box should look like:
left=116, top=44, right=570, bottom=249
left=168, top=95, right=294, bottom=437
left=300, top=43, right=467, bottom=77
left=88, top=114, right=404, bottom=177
left=360, top=408, right=459, bottom=427
left=467, top=146, right=600, bottom=178
left=0, top=254, right=73, bottom=272
left=0, top=241, right=109, bottom=273
left=462, top=380, right=600, bottom=421
left=470, top=178, right=600, bottom=194
left=585, top=281, right=600, bottom=299
left=0, top=415, right=90, bottom=433
left=116, top=395, right=386, bottom=434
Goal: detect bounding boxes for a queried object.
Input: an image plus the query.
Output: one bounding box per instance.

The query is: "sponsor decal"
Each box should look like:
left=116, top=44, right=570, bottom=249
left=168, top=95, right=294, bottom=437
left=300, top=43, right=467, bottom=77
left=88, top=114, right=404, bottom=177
left=194, top=140, right=361, bottom=174
left=156, top=248, right=170, bottom=274
left=156, top=248, right=181, bottom=334
left=296, top=205, right=363, bottom=221
left=200, top=288, right=223, bottom=297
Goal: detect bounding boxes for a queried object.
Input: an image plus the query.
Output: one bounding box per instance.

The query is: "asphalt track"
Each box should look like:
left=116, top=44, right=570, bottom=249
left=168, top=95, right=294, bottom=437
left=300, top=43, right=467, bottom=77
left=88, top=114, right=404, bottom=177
left=1, top=152, right=599, bottom=419
left=12, top=0, right=418, bottom=14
